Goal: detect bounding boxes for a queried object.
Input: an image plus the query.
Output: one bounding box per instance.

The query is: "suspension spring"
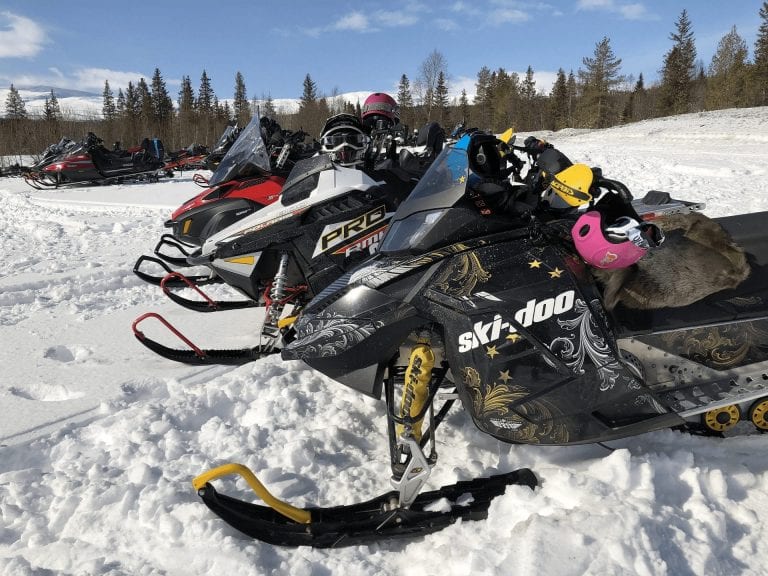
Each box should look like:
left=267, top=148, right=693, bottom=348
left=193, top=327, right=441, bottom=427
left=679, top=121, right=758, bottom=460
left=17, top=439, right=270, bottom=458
left=268, top=252, right=290, bottom=325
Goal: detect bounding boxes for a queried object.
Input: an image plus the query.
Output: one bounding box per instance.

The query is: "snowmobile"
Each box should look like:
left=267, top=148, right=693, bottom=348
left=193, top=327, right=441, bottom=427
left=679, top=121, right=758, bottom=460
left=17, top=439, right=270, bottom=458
left=132, top=115, right=314, bottom=284
left=190, top=132, right=767, bottom=546
left=162, top=143, right=209, bottom=173
left=131, top=130, right=442, bottom=366
left=24, top=133, right=165, bottom=188
left=204, top=122, right=242, bottom=171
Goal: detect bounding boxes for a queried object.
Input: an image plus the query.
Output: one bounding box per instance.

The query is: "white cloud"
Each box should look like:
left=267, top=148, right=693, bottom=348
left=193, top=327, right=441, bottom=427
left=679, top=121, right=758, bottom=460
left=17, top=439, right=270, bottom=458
left=576, top=0, right=656, bottom=20
left=0, top=11, right=46, bottom=58
left=374, top=10, right=418, bottom=27
left=4, top=67, right=155, bottom=93
left=333, top=12, right=369, bottom=32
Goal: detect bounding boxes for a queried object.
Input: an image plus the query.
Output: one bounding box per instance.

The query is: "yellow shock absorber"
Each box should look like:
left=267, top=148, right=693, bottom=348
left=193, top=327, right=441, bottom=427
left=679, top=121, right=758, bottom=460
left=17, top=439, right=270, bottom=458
left=397, top=338, right=435, bottom=442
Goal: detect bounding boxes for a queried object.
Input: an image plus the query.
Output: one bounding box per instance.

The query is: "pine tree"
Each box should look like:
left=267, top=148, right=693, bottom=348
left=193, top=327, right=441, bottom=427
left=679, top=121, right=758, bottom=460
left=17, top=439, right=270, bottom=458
left=396, top=74, right=414, bottom=128
left=44, top=89, right=62, bottom=121
left=433, top=70, right=450, bottom=124
left=566, top=70, right=578, bottom=126
left=658, top=10, right=697, bottom=116
left=150, top=68, right=174, bottom=123
left=177, top=76, right=195, bottom=116
left=706, top=26, right=749, bottom=110
left=578, top=36, right=624, bottom=128
left=458, top=89, right=470, bottom=126
left=137, top=78, right=153, bottom=126
left=300, top=73, right=318, bottom=108
left=116, top=88, right=126, bottom=117
left=125, top=82, right=140, bottom=118
left=753, top=1, right=768, bottom=105
left=4, top=84, right=27, bottom=119
left=474, top=66, right=493, bottom=129
left=102, top=80, right=116, bottom=120
left=549, top=69, right=568, bottom=130
left=261, top=93, right=277, bottom=118
left=233, top=71, right=251, bottom=125
left=520, top=66, right=537, bottom=129
left=197, top=70, right=214, bottom=116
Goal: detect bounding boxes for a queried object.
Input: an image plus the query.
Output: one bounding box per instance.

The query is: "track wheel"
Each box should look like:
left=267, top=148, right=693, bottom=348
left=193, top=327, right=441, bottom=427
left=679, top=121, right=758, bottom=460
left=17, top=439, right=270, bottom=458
left=702, top=405, right=741, bottom=433
left=748, top=398, right=768, bottom=432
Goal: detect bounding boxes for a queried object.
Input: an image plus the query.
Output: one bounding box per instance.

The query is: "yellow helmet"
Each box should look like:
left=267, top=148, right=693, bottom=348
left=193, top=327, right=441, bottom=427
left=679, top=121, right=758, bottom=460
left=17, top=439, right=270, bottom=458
left=543, top=163, right=594, bottom=210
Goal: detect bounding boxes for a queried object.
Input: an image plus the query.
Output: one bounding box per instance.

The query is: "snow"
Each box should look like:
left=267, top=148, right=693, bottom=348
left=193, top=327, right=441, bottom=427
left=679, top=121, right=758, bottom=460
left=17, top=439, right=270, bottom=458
left=2, top=107, right=768, bottom=575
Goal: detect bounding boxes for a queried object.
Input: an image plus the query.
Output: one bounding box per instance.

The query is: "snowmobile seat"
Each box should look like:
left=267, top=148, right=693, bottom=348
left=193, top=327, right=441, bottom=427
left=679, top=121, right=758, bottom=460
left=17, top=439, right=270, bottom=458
left=610, top=210, right=768, bottom=336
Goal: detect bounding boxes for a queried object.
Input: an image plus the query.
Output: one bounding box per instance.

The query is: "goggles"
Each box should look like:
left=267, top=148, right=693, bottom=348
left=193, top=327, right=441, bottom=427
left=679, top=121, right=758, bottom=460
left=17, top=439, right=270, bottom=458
left=320, top=131, right=369, bottom=151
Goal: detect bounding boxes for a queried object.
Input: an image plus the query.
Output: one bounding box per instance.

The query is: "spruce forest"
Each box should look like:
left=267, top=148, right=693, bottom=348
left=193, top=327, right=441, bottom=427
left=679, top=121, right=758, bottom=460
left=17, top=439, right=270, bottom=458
left=2, top=6, right=768, bottom=158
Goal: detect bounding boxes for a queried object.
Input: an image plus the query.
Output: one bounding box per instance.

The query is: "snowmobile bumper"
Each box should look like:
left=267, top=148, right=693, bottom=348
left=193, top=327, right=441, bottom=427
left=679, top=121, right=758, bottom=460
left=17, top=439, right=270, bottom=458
left=192, top=463, right=537, bottom=548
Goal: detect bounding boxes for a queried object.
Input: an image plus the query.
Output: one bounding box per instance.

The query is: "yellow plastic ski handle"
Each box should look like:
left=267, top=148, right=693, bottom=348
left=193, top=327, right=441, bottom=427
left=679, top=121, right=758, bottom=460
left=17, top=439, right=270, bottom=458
left=192, top=463, right=312, bottom=524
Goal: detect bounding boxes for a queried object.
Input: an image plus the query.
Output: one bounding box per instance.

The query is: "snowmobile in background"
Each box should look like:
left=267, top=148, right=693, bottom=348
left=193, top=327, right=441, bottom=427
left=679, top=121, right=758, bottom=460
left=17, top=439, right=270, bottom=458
left=132, top=114, right=315, bottom=283
left=162, top=143, right=209, bottom=173
left=204, top=123, right=242, bottom=171
left=189, top=132, right=759, bottom=546
left=131, top=134, right=443, bottom=366
left=24, top=132, right=165, bottom=188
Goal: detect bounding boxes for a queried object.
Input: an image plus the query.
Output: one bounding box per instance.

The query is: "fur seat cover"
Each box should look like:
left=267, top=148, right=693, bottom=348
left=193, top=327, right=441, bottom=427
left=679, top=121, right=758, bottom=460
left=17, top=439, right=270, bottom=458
left=592, top=212, right=751, bottom=311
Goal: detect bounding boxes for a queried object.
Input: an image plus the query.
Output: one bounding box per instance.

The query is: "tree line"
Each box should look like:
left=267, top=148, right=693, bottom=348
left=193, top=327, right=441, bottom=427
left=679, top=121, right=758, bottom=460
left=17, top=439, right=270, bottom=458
left=2, top=4, right=767, bottom=160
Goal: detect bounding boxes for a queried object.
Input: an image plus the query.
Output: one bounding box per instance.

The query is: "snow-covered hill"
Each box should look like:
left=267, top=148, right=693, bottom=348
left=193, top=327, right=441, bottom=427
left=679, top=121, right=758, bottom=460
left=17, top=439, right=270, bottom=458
left=0, top=86, right=376, bottom=119
left=1, top=107, right=768, bottom=575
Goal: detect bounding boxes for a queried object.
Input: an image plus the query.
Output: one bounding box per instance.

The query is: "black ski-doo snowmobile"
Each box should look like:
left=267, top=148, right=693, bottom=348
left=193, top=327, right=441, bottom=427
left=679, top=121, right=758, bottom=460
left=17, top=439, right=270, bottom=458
left=132, top=137, right=436, bottom=366
left=191, top=132, right=768, bottom=546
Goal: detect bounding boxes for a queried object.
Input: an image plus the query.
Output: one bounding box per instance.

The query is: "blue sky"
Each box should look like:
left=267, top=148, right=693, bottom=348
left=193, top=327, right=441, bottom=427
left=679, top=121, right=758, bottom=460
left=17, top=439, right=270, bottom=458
left=0, top=1, right=763, bottom=102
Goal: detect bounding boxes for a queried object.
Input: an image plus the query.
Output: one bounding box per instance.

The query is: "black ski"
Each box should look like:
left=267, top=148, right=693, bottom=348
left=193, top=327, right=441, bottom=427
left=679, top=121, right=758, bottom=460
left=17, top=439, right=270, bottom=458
left=196, top=468, right=538, bottom=548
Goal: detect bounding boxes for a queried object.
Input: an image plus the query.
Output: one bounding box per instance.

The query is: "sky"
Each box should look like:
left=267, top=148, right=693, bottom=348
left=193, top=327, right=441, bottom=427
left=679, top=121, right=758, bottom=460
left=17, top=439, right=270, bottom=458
left=0, top=0, right=764, bottom=104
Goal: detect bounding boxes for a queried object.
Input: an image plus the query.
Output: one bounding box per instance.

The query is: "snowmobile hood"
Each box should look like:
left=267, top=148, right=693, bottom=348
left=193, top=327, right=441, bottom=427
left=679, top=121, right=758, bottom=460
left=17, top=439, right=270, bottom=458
left=207, top=114, right=271, bottom=188
left=197, top=158, right=383, bottom=257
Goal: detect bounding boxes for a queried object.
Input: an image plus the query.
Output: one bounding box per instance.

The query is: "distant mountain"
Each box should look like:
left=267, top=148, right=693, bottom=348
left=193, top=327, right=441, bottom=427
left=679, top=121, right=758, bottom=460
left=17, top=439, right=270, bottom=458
left=1, top=85, right=374, bottom=119
left=19, top=86, right=101, bottom=99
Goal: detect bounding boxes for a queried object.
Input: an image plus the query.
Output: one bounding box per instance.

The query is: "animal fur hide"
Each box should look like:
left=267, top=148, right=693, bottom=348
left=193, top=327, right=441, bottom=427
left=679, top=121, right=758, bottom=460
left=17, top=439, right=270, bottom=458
left=592, top=212, right=751, bottom=311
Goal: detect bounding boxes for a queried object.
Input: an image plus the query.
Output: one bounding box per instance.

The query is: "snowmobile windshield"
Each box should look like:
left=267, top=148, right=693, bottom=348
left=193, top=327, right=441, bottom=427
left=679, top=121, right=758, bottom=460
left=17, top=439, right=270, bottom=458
left=207, top=115, right=271, bottom=187
left=379, top=138, right=471, bottom=254
left=211, top=125, right=237, bottom=154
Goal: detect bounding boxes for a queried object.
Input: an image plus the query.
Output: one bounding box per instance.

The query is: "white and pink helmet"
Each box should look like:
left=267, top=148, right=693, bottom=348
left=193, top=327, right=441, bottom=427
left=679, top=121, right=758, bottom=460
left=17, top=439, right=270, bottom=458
left=572, top=211, right=662, bottom=269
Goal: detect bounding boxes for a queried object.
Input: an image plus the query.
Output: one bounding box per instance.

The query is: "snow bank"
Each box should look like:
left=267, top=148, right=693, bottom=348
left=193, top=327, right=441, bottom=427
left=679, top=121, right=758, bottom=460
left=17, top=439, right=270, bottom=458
left=2, top=108, right=768, bottom=575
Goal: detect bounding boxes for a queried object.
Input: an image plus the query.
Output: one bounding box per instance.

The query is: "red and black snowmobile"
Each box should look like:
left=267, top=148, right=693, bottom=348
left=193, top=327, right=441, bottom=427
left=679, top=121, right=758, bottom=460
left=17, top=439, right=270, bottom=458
left=24, top=133, right=165, bottom=189
left=132, top=114, right=315, bottom=286
left=162, top=143, right=209, bottom=174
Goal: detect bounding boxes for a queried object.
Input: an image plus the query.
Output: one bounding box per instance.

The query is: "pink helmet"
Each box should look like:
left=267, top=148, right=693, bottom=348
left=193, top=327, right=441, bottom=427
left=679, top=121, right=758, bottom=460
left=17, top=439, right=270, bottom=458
left=571, top=211, right=649, bottom=269
left=362, top=92, right=400, bottom=131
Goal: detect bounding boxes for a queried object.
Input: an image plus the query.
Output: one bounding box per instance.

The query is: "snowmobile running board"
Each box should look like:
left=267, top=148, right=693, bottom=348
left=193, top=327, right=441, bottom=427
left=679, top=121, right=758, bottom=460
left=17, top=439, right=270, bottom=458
left=192, top=463, right=538, bottom=548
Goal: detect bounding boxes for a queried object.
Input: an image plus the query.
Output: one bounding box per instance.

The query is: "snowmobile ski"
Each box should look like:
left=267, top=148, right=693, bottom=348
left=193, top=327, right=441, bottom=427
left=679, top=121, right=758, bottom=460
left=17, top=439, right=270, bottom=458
left=159, top=272, right=260, bottom=313
left=132, top=254, right=221, bottom=287
left=131, top=312, right=276, bottom=365
left=192, top=462, right=537, bottom=548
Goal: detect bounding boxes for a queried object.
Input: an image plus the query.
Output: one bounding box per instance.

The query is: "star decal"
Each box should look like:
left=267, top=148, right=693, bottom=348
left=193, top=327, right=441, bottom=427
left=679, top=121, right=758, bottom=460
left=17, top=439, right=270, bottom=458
left=549, top=267, right=564, bottom=278
left=506, top=333, right=522, bottom=343
left=457, top=175, right=466, bottom=183
left=486, top=345, right=499, bottom=359
left=498, top=370, right=512, bottom=384
left=528, top=259, right=542, bottom=269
